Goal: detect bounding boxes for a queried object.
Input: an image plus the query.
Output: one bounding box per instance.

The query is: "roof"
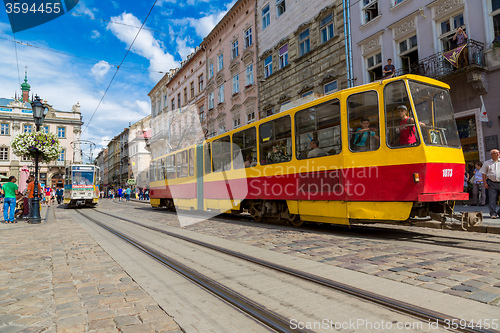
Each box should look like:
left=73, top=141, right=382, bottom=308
left=0, top=98, right=31, bottom=108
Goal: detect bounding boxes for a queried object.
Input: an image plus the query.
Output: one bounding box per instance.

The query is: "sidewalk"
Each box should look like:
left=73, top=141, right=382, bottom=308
left=0, top=205, right=181, bottom=333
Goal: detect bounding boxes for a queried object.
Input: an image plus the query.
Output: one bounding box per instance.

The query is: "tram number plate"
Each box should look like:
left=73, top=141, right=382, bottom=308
left=443, top=169, right=453, bottom=177
left=429, top=129, right=442, bottom=145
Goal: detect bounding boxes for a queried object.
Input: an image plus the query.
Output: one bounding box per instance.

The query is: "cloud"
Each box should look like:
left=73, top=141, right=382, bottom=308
left=91, top=61, right=111, bottom=79
left=176, top=38, right=195, bottom=60
left=74, top=1, right=97, bottom=19
left=91, top=30, right=101, bottom=39
left=106, top=12, right=179, bottom=81
left=183, top=1, right=237, bottom=39
left=157, top=0, right=209, bottom=6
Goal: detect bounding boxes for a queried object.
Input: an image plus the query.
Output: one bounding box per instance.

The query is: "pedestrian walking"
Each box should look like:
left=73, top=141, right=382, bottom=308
left=1, top=176, right=20, bottom=223
left=125, top=187, right=131, bottom=201
left=117, top=188, right=123, bottom=202
left=481, top=149, right=500, bottom=219
left=144, top=189, right=149, bottom=200
left=56, top=187, right=64, bottom=204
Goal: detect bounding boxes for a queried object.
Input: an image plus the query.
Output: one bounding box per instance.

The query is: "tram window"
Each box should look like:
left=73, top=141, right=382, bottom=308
left=260, top=115, right=292, bottom=165
left=160, top=158, right=166, bottom=180
left=408, top=81, right=460, bottom=148
left=384, top=80, right=421, bottom=148
left=156, top=160, right=162, bottom=181
left=348, top=91, right=380, bottom=152
left=233, top=127, right=257, bottom=169
left=176, top=150, right=189, bottom=178
left=212, top=136, right=231, bottom=172
left=166, top=155, right=176, bottom=179
left=295, top=99, right=341, bottom=159
left=189, top=148, right=195, bottom=176
left=204, top=143, right=212, bottom=174
left=150, top=162, right=155, bottom=182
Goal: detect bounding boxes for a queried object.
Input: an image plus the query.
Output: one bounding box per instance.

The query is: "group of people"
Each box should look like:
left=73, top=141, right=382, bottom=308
left=106, top=187, right=149, bottom=201
left=465, top=149, right=500, bottom=219
left=1, top=175, right=64, bottom=223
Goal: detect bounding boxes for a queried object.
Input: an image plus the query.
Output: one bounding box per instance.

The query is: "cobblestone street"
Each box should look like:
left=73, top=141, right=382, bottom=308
left=109, top=199, right=500, bottom=307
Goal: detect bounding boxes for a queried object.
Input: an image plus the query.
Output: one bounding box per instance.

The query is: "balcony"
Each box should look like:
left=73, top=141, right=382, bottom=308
left=149, top=130, right=168, bottom=144
left=393, top=39, right=486, bottom=80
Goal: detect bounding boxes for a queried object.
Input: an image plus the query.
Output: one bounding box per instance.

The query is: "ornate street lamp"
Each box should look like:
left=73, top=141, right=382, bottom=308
left=30, top=95, right=46, bottom=224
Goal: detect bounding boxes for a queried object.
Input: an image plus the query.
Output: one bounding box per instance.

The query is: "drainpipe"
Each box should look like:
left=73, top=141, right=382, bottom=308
left=343, top=0, right=354, bottom=88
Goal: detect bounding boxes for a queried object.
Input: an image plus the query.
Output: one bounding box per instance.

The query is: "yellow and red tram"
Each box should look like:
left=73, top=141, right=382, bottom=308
left=149, top=75, right=480, bottom=228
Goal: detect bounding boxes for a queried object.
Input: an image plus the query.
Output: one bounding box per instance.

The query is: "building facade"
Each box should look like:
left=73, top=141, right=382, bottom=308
left=0, top=76, right=83, bottom=186
left=128, top=115, right=151, bottom=189
left=201, top=0, right=259, bottom=136
left=256, top=0, right=347, bottom=118
left=350, top=0, right=500, bottom=164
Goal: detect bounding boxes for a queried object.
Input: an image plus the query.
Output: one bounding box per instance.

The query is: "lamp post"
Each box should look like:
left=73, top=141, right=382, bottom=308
left=30, top=95, right=46, bottom=224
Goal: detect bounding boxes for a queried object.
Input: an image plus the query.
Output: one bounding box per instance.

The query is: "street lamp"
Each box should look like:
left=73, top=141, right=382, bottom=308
left=30, top=95, right=46, bottom=224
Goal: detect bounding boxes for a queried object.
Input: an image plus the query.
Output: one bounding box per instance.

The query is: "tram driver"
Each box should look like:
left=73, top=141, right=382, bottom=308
left=395, top=105, right=425, bottom=146
left=73, top=173, right=91, bottom=185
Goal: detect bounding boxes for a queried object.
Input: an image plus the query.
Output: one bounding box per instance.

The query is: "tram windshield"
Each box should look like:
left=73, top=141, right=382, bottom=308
left=72, top=171, right=94, bottom=185
left=408, top=81, right=461, bottom=148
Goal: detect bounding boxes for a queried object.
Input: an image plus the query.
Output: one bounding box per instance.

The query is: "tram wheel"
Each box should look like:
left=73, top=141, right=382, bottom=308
left=283, top=207, right=303, bottom=227
left=249, top=201, right=264, bottom=222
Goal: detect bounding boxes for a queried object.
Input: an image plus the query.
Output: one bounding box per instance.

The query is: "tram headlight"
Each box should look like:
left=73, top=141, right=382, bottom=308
left=413, top=173, right=420, bottom=183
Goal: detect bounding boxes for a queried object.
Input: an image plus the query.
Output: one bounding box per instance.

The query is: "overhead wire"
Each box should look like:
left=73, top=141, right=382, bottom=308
left=82, top=0, right=161, bottom=136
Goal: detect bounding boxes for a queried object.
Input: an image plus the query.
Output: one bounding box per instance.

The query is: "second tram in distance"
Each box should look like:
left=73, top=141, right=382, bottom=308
left=64, top=164, right=100, bottom=207
left=149, top=75, right=481, bottom=228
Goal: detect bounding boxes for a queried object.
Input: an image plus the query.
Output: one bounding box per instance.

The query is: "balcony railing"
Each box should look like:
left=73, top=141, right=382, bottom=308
left=392, top=39, right=485, bottom=80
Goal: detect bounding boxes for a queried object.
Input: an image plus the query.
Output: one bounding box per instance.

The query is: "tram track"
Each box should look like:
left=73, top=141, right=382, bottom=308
left=112, top=199, right=500, bottom=256
left=78, top=207, right=499, bottom=333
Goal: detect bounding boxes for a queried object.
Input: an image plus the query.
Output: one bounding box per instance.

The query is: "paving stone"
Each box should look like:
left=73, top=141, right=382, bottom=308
left=421, top=283, right=449, bottom=292
left=388, top=266, right=409, bottom=272
left=462, top=280, right=489, bottom=289
left=467, top=290, right=500, bottom=304
left=114, top=315, right=141, bottom=327
left=447, top=274, right=472, bottom=282
left=0, top=314, right=21, bottom=325
left=451, top=285, right=478, bottom=293
left=415, top=276, right=436, bottom=282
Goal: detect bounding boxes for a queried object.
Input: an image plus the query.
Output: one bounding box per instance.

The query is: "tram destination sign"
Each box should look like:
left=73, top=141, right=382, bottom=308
left=72, top=166, right=93, bottom=171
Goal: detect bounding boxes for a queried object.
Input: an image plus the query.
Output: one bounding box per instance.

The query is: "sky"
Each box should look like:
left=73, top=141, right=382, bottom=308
left=0, top=0, right=235, bottom=160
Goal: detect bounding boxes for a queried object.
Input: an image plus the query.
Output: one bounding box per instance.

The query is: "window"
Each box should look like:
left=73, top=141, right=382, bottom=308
left=177, top=93, right=181, bottom=109
left=0, top=147, right=8, bottom=160
left=295, top=99, right=341, bottom=159
left=246, top=64, right=254, bottom=86
left=218, top=85, right=224, bottom=104
left=204, top=143, right=211, bottom=174
left=219, top=125, right=226, bottom=134
left=171, top=98, right=175, bottom=111
left=199, top=74, right=204, bottom=91
left=277, top=0, right=286, bottom=17
left=232, top=127, right=257, bottom=169
left=262, top=4, right=270, bottom=29
left=399, top=35, right=418, bottom=75
left=199, top=106, right=205, bottom=122
left=23, top=124, right=32, bottom=133
left=0, top=123, right=9, bottom=135
left=324, top=81, right=338, bottom=94
left=184, top=88, right=188, bottom=104
left=57, top=127, right=66, bottom=138
left=190, top=82, right=194, bottom=99
left=362, top=0, right=379, bottom=24
left=348, top=91, right=380, bottom=152
left=266, top=108, right=275, bottom=117
left=279, top=44, right=288, bottom=69
left=58, top=149, right=65, bottom=162
left=233, top=74, right=240, bottom=95
left=209, top=92, right=214, bottom=109
left=299, top=29, right=310, bottom=56
left=166, top=155, right=176, bottom=179
left=233, top=118, right=241, bottom=129
left=320, top=13, right=334, bottom=43
left=176, top=150, right=188, bottom=178
left=218, top=54, right=224, bottom=71
left=264, top=55, right=273, bottom=78
left=164, top=95, right=168, bottom=108
left=439, top=13, right=464, bottom=51
left=189, top=148, right=194, bottom=176
left=212, top=135, right=231, bottom=172
left=493, top=0, right=500, bottom=40
left=245, top=28, right=253, bottom=48
left=247, top=112, right=255, bottom=123
left=366, top=52, right=382, bottom=82
left=393, top=0, right=406, bottom=5
left=209, top=63, right=214, bottom=78
left=259, top=116, right=292, bottom=165
left=232, top=40, right=239, bottom=59
left=43, top=126, right=49, bottom=133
